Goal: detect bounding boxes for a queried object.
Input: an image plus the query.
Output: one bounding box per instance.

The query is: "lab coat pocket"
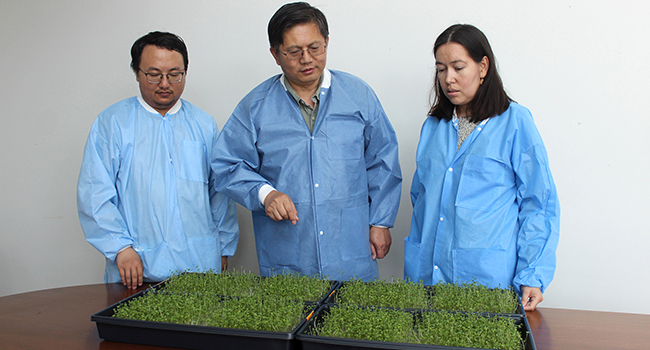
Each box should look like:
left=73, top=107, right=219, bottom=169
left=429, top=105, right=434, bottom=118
left=340, top=204, right=371, bottom=261
left=179, top=140, right=208, bottom=183
left=403, top=238, right=422, bottom=282
left=452, top=248, right=509, bottom=288
left=327, top=116, right=364, bottom=160
left=255, top=214, right=300, bottom=269
left=456, top=154, right=513, bottom=211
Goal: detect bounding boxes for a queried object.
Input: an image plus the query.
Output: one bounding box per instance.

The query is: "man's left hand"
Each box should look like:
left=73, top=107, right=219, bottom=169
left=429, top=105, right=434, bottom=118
left=522, top=286, right=543, bottom=311
left=369, top=226, right=392, bottom=260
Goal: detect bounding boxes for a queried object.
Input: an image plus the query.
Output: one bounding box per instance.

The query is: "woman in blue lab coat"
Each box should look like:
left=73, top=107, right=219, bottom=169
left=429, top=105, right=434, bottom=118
left=405, top=24, right=560, bottom=311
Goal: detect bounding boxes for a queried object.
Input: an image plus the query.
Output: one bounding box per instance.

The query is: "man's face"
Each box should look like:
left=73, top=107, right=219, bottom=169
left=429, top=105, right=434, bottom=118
left=271, top=22, right=328, bottom=91
left=136, top=45, right=186, bottom=115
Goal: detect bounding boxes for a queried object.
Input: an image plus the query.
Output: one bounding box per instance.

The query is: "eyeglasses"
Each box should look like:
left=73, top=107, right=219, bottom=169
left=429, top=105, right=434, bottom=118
left=280, top=44, right=327, bottom=61
left=139, top=69, right=185, bottom=84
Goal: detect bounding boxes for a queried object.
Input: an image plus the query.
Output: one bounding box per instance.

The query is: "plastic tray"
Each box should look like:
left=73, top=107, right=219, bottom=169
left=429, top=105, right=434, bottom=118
left=92, top=289, right=313, bottom=350
left=92, top=275, right=339, bottom=349
left=296, top=304, right=536, bottom=350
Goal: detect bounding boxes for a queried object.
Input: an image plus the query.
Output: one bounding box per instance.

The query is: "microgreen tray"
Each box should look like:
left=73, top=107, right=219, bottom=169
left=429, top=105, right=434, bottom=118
left=296, top=304, right=536, bottom=350
left=92, top=272, right=339, bottom=349
left=92, top=288, right=316, bottom=350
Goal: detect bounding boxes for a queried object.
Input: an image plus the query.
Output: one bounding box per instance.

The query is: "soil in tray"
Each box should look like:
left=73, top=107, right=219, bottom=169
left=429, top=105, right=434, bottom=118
left=299, top=304, right=532, bottom=350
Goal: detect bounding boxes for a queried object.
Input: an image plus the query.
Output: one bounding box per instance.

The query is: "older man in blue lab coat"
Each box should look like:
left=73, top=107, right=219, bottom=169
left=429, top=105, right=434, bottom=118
left=77, top=31, right=239, bottom=289
left=211, top=2, right=401, bottom=281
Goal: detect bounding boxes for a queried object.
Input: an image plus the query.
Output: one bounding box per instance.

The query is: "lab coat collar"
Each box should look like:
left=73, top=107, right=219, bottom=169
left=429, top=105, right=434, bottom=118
left=452, top=108, right=489, bottom=126
left=279, top=68, right=331, bottom=91
left=137, top=95, right=183, bottom=116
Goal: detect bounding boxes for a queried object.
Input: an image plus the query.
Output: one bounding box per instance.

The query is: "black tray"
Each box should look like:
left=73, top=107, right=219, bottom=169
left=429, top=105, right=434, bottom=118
left=92, top=289, right=316, bottom=350
left=92, top=274, right=339, bottom=350
left=296, top=304, right=536, bottom=350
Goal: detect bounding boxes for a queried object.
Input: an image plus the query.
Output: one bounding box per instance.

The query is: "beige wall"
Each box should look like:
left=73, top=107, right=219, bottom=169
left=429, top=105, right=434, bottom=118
left=1, top=0, right=649, bottom=314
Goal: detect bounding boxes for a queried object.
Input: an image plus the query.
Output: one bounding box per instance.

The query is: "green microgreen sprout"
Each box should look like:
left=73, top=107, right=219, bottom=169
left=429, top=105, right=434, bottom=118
left=258, top=271, right=332, bottom=302
left=430, top=280, right=519, bottom=314
left=111, top=269, right=330, bottom=332
left=336, top=278, right=429, bottom=309
left=111, top=271, right=526, bottom=348
left=204, top=296, right=308, bottom=332
left=310, top=306, right=524, bottom=350
left=161, top=268, right=260, bottom=297
left=417, top=311, right=523, bottom=350
left=314, top=305, right=415, bottom=343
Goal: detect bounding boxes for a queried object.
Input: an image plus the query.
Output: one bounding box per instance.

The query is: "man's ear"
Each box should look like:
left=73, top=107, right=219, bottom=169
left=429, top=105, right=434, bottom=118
left=270, top=47, right=281, bottom=66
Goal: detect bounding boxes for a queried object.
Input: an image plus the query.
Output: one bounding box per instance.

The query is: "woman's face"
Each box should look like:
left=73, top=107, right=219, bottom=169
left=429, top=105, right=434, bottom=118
left=435, top=42, right=488, bottom=118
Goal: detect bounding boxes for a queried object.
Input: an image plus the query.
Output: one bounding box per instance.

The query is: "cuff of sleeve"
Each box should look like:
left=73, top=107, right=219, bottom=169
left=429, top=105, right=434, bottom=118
left=259, top=184, right=276, bottom=205
left=117, top=245, right=132, bottom=254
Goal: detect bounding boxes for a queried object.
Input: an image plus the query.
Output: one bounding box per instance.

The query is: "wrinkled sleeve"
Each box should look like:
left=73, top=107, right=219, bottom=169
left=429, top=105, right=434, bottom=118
left=209, top=124, right=240, bottom=257
left=410, top=118, right=430, bottom=209
left=511, top=116, right=560, bottom=293
left=210, top=185, right=240, bottom=257
left=211, top=103, right=270, bottom=211
left=77, top=119, right=133, bottom=262
left=364, top=89, right=402, bottom=227
left=410, top=168, right=421, bottom=208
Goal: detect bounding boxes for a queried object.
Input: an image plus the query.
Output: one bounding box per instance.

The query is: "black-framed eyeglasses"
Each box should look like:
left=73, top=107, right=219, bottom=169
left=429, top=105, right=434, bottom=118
left=139, top=69, right=185, bottom=84
left=280, top=44, right=327, bottom=61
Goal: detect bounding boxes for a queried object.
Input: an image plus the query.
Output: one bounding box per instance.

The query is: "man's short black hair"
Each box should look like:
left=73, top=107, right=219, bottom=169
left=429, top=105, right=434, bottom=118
left=130, top=31, right=189, bottom=73
left=268, top=2, right=329, bottom=51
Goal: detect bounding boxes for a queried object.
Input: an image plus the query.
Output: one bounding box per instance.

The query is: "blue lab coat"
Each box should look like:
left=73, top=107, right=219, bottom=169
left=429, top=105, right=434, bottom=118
left=405, top=103, right=559, bottom=292
left=77, top=97, right=239, bottom=283
left=212, top=69, right=402, bottom=281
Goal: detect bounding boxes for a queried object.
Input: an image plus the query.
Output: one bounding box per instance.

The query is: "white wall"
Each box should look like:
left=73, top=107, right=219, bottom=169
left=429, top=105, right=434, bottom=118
left=1, top=0, right=649, bottom=314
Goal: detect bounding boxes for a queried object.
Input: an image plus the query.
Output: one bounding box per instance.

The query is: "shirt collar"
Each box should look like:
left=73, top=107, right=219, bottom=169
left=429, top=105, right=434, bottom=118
left=137, top=95, right=182, bottom=116
left=283, top=75, right=322, bottom=106
left=280, top=68, right=331, bottom=92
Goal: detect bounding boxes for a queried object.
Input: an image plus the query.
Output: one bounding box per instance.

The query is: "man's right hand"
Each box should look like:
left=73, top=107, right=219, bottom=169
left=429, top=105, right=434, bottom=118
left=115, top=247, right=143, bottom=289
left=263, top=190, right=299, bottom=225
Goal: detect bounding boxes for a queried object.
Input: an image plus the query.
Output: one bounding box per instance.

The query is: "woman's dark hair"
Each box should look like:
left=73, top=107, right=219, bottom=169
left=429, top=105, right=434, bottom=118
left=429, top=24, right=512, bottom=123
left=130, top=31, right=189, bottom=74
left=268, top=2, right=329, bottom=52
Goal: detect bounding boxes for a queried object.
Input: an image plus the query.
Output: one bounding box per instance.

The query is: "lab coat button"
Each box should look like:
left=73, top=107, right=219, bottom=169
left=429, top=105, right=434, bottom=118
left=439, top=217, right=444, bottom=222
left=319, top=231, right=324, bottom=235
left=314, top=183, right=319, bottom=188
left=448, top=167, right=453, bottom=172
left=434, top=265, right=439, bottom=270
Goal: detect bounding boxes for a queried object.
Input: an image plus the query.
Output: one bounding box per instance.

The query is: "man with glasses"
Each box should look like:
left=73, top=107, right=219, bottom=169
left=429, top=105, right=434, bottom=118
left=77, top=31, right=239, bottom=289
left=212, top=2, right=401, bottom=281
